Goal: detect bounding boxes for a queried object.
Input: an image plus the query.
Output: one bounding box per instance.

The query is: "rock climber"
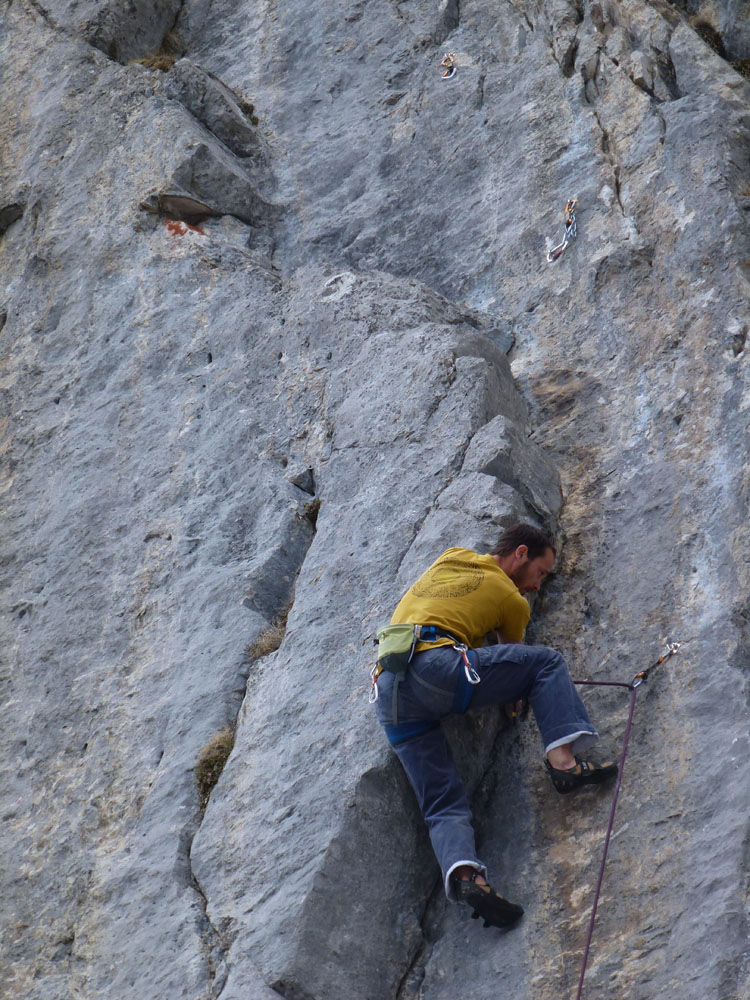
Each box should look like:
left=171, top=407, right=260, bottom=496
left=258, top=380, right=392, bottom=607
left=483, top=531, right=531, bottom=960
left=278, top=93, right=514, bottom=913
left=372, top=523, right=617, bottom=929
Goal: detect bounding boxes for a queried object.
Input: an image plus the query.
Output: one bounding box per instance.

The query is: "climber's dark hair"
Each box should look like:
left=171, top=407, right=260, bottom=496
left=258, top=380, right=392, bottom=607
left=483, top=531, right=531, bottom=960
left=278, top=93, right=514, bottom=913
left=490, top=524, right=556, bottom=560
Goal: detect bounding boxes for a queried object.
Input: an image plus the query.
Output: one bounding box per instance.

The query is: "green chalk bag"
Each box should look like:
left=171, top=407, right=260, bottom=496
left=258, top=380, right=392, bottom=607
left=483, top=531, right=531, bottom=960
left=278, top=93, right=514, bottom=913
left=376, top=623, right=418, bottom=675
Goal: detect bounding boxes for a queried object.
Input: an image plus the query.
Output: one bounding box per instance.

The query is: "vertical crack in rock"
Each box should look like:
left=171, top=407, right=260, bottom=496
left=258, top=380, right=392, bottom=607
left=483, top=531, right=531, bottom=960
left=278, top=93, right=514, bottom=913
left=189, top=861, right=231, bottom=998
left=435, top=0, right=460, bottom=43
left=394, top=878, right=443, bottom=1000
left=475, top=70, right=486, bottom=109
left=561, top=34, right=580, bottom=78
left=186, top=483, right=321, bottom=995
left=126, top=0, right=189, bottom=67
left=655, top=107, right=668, bottom=142
left=167, top=0, right=187, bottom=47
left=581, top=47, right=602, bottom=104
left=544, top=0, right=583, bottom=77
left=654, top=44, right=681, bottom=98
left=593, top=110, right=625, bottom=215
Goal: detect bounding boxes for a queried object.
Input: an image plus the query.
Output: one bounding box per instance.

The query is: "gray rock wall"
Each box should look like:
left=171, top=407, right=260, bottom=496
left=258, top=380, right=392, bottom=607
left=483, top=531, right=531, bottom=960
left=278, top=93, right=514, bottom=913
left=1, top=1, right=749, bottom=999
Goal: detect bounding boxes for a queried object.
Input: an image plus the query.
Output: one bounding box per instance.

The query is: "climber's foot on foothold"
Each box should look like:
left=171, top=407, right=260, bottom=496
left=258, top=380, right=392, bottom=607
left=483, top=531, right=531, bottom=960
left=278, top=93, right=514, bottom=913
left=456, top=878, right=524, bottom=928
left=545, top=757, right=618, bottom=794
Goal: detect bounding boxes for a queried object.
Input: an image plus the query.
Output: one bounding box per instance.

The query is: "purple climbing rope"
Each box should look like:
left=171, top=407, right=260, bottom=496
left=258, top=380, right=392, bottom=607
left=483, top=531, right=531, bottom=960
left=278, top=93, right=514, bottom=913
left=569, top=643, right=681, bottom=1000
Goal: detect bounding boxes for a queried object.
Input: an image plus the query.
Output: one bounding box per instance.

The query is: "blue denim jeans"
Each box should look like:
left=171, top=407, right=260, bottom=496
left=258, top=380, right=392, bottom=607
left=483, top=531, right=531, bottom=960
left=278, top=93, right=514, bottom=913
left=373, top=643, right=598, bottom=899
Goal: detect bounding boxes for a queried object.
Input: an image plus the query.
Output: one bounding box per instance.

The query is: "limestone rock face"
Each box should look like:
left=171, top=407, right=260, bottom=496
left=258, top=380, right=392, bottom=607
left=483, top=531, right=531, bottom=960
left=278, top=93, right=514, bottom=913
left=1, top=1, right=749, bottom=1000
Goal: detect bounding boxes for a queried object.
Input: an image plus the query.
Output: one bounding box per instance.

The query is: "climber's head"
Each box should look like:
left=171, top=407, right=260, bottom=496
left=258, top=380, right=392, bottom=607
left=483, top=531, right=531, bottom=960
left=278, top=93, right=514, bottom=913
left=490, top=524, right=556, bottom=594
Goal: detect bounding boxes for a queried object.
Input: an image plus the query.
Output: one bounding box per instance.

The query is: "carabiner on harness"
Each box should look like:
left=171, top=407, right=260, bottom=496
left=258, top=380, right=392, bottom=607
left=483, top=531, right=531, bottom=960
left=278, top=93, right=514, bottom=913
left=456, top=644, right=481, bottom=685
left=368, top=663, right=382, bottom=703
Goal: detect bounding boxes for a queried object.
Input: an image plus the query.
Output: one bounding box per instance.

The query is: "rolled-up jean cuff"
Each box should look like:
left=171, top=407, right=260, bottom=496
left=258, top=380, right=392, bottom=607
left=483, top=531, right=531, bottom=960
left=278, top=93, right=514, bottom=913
left=545, top=730, right=598, bottom=756
left=445, top=860, right=487, bottom=902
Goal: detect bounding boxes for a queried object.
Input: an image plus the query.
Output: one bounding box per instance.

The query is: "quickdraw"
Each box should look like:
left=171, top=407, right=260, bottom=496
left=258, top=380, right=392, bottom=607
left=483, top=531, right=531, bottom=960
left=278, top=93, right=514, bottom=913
left=368, top=663, right=382, bottom=703
left=441, top=53, right=456, bottom=79
left=457, top=643, right=481, bottom=684
left=546, top=198, right=578, bottom=262
left=631, top=641, right=681, bottom=687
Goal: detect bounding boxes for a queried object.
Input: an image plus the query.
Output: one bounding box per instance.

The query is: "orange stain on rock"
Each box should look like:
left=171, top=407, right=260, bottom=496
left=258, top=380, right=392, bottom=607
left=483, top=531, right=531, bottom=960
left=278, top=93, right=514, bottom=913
left=164, top=218, right=206, bottom=237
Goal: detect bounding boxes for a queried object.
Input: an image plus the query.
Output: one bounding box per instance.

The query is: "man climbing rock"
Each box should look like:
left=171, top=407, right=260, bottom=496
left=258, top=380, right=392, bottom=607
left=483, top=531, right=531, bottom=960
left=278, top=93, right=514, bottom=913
left=371, top=524, right=617, bottom=929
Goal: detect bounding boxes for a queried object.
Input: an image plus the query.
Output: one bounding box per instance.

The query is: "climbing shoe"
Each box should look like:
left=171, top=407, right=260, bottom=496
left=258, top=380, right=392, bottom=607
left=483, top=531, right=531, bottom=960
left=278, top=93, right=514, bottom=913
left=545, top=757, right=618, bottom=794
left=456, top=878, right=524, bottom=929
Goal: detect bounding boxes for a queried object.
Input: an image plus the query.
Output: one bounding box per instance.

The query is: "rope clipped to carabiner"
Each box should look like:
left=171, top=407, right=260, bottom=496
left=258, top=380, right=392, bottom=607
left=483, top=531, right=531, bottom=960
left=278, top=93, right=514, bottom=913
left=546, top=198, right=578, bottom=262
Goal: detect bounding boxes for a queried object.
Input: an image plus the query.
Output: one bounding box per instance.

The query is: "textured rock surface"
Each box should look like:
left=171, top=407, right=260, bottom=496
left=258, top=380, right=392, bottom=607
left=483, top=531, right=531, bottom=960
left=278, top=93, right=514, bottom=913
left=1, top=1, right=749, bottom=999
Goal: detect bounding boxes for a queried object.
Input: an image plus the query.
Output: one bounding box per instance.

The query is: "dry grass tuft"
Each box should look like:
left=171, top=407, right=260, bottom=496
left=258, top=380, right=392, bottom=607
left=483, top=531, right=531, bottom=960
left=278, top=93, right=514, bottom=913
left=246, top=621, right=286, bottom=660
left=131, top=29, right=185, bottom=72
left=195, top=726, right=235, bottom=810
left=136, top=52, right=178, bottom=71
left=243, top=602, right=292, bottom=664
left=236, top=95, right=260, bottom=126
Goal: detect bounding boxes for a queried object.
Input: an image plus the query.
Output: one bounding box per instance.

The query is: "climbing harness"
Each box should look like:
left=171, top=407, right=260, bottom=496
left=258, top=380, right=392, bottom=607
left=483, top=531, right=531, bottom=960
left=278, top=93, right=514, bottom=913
left=440, top=53, right=456, bottom=79
left=570, top=641, right=681, bottom=1000
left=368, top=624, right=481, bottom=706
left=368, top=623, right=417, bottom=707
left=546, top=198, right=578, bottom=263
